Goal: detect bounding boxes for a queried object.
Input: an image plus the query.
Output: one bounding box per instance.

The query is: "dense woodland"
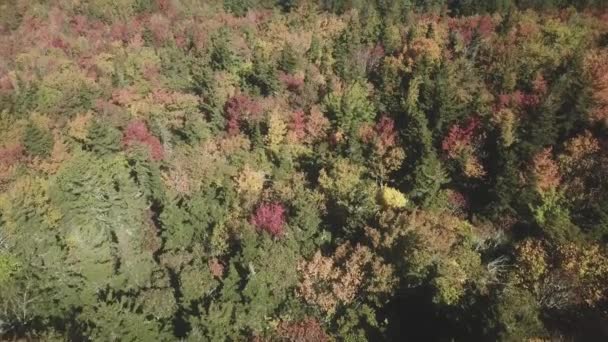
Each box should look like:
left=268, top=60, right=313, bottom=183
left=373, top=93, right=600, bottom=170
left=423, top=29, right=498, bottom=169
left=0, top=0, right=608, bottom=340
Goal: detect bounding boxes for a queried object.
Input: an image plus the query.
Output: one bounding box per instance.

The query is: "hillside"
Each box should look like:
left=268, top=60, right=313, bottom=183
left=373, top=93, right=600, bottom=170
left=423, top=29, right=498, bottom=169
left=0, top=0, right=608, bottom=340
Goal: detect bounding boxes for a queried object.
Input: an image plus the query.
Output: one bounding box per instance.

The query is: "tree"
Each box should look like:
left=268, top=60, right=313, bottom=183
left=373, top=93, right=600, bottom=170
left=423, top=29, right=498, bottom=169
left=250, top=202, right=286, bottom=237
left=401, top=76, right=449, bottom=207
left=122, top=120, right=165, bottom=161
left=86, top=120, right=121, bottom=156
left=278, top=44, right=299, bottom=74
left=325, top=81, right=375, bottom=133
left=493, top=286, right=547, bottom=341
left=23, top=121, right=53, bottom=158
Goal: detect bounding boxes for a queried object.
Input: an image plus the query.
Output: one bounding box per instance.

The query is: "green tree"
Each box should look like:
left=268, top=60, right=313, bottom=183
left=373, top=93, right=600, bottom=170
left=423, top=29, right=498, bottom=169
left=325, top=81, right=375, bottom=133
left=23, top=121, right=53, bottom=158
left=86, top=120, right=121, bottom=156
left=278, top=43, right=299, bottom=74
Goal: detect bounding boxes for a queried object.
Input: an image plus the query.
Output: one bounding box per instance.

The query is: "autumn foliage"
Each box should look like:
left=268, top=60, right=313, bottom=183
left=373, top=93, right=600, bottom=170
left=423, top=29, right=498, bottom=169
left=122, top=120, right=164, bottom=161
left=250, top=202, right=286, bottom=237
left=1, top=1, right=608, bottom=341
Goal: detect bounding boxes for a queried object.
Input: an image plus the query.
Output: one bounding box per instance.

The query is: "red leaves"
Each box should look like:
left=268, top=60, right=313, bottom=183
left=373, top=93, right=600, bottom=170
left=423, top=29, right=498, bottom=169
left=495, top=75, right=547, bottom=112
left=250, top=202, right=286, bottom=237
left=0, top=73, right=13, bottom=92
left=224, top=94, right=263, bottom=135
left=442, top=117, right=486, bottom=178
left=288, top=110, right=306, bottom=142
left=359, top=115, right=398, bottom=154
left=496, top=90, right=541, bottom=111
left=448, top=15, right=495, bottom=45
left=375, top=116, right=398, bottom=153
left=0, top=144, right=24, bottom=168
left=149, top=14, right=171, bottom=45
left=208, top=258, right=225, bottom=279
left=276, top=318, right=329, bottom=342
left=442, top=117, right=480, bottom=158
left=122, top=120, right=164, bottom=161
left=279, top=72, right=304, bottom=92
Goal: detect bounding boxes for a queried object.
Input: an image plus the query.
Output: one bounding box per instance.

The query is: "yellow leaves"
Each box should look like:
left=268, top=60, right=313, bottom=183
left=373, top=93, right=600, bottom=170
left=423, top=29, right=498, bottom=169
left=377, top=186, right=407, bottom=209
left=402, top=37, right=441, bottom=69
left=556, top=243, right=608, bottom=306
left=461, top=154, right=485, bottom=179
left=555, top=131, right=600, bottom=202
left=318, top=159, right=366, bottom=200
left=0, top=253, right=20, bottom=285
left=234, top=165, right=266, bottom=208
left=0, top=175, right=61, bottom=233
left=514, top=239, right=548, bottom=292
left=491, top=108, right=517, bottom=147
left=67, top=112, right=94, bottom=141
left=265, top=110, right=287, bottom=152
left=93, top=53, right=116, bottom=77
left=559, top=130, right=600, bottom=175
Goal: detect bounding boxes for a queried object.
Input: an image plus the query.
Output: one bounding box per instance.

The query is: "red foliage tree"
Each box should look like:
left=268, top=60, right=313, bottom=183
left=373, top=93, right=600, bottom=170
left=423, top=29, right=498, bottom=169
left=442, top=117, right=480, bottom=158
left=375, top=115, right=398, bottom=153
left=149, top=14, right=171, bottom=45
left=287, top=110, right=306, bottom=142
left=224, top=94, right=263, bottom=135
left=448, top=15, right=495, bottom=45
left=0, top=144, right=24, bottom=168
left=305, top=107, right=330, bottom=143
left=122, top=120, right=165, bottom=161
left=276, top=318, right=329, bottom=342
left=250, top=202, right=286, bottom=237
left=359, top=115, right=398, bottom=154
left=279, top=72, right=304, bottom=92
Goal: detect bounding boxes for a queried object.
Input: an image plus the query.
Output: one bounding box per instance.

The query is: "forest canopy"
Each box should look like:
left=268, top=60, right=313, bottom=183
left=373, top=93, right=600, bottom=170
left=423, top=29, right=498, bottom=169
left=0, top=0, right=608, bottom=340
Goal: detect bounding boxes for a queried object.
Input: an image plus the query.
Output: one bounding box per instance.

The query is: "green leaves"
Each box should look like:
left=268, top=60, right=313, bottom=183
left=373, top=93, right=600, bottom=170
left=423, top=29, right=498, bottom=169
left=23, top=121, right=53, bottom=158
left=86, top=120, right=121, bottom=156
left=325, top=82, right=375, bottom=133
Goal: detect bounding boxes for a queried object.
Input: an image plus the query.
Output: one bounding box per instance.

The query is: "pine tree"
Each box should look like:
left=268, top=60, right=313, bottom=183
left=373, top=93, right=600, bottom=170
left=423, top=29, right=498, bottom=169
left=402, top=76, right=449, bottom=206
left=86, top=120, right=121, bottom=156
left=23, top=121, right=53, bottom=158
left=325, top=81, right=375, bottom=133
left=279, top=44, right=298, bottom=74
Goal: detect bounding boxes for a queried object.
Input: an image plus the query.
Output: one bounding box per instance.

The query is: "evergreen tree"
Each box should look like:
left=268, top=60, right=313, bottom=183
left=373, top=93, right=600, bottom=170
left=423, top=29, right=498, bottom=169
left=401, top=76, right=449, bottom=206
left=278, top=43, right=298, bottom=74
left=86, top=120, right=121, bottom=156
left=23, top=121, right=53, bottom=158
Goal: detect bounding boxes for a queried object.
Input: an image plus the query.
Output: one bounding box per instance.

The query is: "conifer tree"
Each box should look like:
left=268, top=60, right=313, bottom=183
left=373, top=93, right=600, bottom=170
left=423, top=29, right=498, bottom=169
left=402, top=76, right=449, bottom=206
left=279, top=44, right=298, bottom=74
left=86, top=120, right=121, bottom=156
left=23, top=121, right=53, bottom=158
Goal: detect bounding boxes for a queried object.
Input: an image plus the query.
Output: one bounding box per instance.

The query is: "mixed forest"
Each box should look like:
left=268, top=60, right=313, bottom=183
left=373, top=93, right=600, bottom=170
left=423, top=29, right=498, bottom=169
left=1, top=0, right=608, bottom=340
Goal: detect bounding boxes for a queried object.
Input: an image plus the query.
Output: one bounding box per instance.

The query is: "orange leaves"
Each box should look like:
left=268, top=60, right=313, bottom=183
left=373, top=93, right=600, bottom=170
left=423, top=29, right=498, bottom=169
left=405, top=37, right=441, bottom=65
left=531, top=148, right=561, bottom=194
left=296, top=243, right=394, bottom=314
left=556, top=243, right=608, bottom=307
left=584, top=49, right=608, bottom=127
left=275, top=318, right=329, bottom=342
